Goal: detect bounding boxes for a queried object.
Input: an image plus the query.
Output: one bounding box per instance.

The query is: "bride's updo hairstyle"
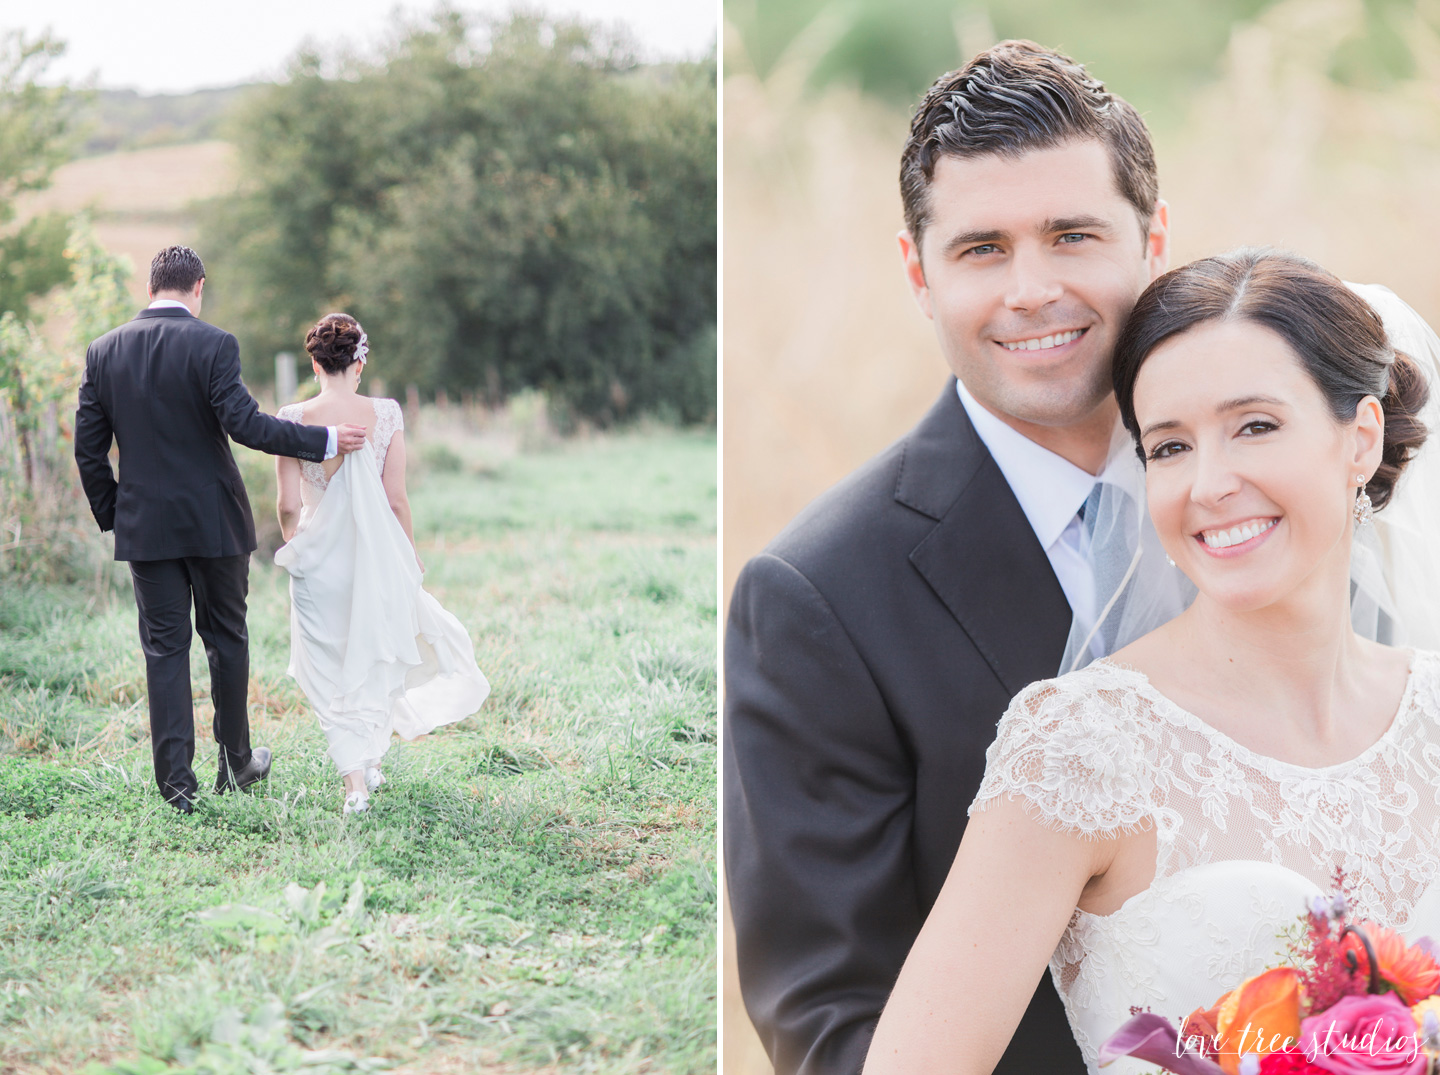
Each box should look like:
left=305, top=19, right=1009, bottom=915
left=1113, top=248, right=1428, bottom=511
left=305, top=313, right=364, bottom=375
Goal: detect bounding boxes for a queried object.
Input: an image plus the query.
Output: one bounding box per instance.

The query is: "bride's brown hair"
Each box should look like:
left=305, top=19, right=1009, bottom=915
left=305, top=313, right=363, bottom=375
left=1112, top=248, right=1429, bottom=511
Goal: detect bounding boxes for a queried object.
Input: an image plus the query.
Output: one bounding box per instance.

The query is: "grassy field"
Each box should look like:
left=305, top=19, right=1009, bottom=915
left=0, top=415, right=717, bottom=1074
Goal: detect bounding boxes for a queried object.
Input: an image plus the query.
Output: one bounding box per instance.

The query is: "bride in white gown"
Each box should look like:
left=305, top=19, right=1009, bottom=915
left=864, top=250, right=1440, bottom=1075
left=273, top=313, right=489, bottom=814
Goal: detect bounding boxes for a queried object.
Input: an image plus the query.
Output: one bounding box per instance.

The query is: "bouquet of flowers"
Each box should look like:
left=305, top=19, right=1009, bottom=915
left=1101, top=891, right=1440, bottom=1075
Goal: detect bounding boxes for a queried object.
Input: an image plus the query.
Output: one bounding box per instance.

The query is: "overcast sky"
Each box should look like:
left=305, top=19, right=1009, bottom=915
left=6, top=0, right=717, bottom=94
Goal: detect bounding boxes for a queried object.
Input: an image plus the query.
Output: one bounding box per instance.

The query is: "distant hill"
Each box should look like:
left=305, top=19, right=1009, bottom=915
left=82, top=85, right=261, bottom=156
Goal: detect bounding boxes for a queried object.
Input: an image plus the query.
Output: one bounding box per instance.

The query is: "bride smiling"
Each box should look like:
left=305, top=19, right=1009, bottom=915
left=863, top=249, right=1440, bottom=1074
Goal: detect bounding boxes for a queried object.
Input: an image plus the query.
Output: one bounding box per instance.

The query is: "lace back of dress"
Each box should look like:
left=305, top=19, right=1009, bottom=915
left=278, top=399, right=403, bottom=501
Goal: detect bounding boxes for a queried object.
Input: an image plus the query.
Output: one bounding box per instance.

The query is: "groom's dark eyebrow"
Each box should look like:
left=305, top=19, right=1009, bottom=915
left=1043, top=215, right=1113, bottom=234
left=941, top=228, right=1009, bottom=255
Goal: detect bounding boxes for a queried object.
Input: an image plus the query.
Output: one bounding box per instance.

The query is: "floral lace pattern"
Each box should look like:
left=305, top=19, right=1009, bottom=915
left=277, top=398, right=403, bottom=498
left=970, top=652, right=1440, bottom=1075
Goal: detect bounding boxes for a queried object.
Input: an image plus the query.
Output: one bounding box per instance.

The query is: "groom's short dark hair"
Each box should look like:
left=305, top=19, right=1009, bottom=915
left=900, top=40, right=1158, bottom=251
left=149, top=245, right=205, bottom=294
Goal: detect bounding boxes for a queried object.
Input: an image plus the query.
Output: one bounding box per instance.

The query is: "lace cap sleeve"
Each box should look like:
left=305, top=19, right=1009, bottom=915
left=968, top=672, right=1153, bottom=838
left=1413, top=649, right=1440, bottom=715
left=276, top=402, right=303, bottom=423
left=372, top=398, right=404, bottom=474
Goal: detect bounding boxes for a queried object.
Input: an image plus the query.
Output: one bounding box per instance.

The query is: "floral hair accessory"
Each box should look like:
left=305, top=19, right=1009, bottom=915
left=353, top=331, right=369, bottom=367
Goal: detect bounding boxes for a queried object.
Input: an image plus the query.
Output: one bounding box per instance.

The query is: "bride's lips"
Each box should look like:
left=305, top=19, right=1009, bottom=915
left=1193, top=516, right=1281, bottom=559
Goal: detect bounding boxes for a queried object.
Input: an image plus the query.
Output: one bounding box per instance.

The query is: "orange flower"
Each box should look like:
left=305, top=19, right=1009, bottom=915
left=1213, top=967, right=1303, bottom=1075
left=1342, top=921, right=1440, bottom=1005
left=1181, top=1001, right=1223, bottom=1056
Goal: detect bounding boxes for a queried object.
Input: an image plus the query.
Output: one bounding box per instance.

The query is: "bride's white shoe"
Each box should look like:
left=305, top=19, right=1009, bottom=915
left=343, top=790, right=370, bottom=814
left=364, top=767, right=385, bottom=793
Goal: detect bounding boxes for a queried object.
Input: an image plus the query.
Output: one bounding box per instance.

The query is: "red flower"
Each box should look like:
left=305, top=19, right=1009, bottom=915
left=1295, top=908, right=1366, bottom=1014
left=1258, top=1046, right=1326, bottom=1074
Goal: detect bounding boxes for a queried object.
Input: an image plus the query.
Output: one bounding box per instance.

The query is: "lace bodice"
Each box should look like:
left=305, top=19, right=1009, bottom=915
left=970, top=652, right=1440, bottom=1074
left=277, top=398, right=403, bottom=506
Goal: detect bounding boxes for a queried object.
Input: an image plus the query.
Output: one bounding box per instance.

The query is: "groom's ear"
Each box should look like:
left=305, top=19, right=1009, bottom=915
left=1144, top=200, right=1171, bottom=281
left=897, top=230, right=933, bottom=320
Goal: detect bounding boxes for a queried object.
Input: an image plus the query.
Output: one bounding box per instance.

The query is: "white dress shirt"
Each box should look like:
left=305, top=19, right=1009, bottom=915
left=955, top=379, right=1117, bottom=647
left=147, top=298, right=337, bottom=459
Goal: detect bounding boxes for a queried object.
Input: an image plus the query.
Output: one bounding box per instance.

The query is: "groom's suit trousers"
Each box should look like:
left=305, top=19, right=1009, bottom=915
left=129, top=555, right=252, bottom=805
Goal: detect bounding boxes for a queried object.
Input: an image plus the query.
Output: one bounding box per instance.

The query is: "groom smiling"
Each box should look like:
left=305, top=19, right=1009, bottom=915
left=725, top=41, right=1169, bottom=1075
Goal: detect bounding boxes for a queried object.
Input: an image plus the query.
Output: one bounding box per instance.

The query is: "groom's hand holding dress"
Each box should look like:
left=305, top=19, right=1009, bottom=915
left=73, top=246, right=340, bottom=812
left=335, top=423, right=368, bottom=454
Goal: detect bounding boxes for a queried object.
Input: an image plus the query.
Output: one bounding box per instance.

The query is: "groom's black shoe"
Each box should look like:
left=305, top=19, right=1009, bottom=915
left=215, top=747, right=273, bottom=794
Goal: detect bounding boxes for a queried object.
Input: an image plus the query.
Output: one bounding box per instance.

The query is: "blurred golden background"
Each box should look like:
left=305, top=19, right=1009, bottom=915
left=722, top=0, right=1440, bottom=1069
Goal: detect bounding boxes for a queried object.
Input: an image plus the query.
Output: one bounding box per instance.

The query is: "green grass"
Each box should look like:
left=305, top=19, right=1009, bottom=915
left=0, top=424, right=717, bottom=1074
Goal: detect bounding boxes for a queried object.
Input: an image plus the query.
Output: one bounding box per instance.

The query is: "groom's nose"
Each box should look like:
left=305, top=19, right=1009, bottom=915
left=1002, top=244, right=1065, bottom=313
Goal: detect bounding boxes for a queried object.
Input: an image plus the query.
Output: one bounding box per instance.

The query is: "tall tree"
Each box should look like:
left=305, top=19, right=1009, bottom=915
left=200, top=11, right=716, bottom=424
left=0, top=31, right=80, bottom=320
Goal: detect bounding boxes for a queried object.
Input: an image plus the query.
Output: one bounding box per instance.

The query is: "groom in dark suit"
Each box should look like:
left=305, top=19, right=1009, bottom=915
left=725, top=43, right=1171, bottom=1074
left=74, top=245, right=367, bottom=813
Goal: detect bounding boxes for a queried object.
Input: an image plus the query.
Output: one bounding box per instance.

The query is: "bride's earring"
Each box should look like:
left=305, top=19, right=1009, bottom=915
left=1354, top=474, right=1374, bottom=526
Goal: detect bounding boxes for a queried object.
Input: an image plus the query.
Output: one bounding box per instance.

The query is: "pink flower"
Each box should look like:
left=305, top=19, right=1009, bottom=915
left=1298, top=994, right=1427, bottom=1075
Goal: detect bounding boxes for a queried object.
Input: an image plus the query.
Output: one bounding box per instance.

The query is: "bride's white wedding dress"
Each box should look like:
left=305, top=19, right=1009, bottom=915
left=274, top=398, right=489, bottom=776
left=972, top=652, right=1440, bottom=1074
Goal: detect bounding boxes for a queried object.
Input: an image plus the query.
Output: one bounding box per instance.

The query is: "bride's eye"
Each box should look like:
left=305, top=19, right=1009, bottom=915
left=1147, top=440, right=1187, bottom=461
left=1240, top=420, right=1279, bottom=436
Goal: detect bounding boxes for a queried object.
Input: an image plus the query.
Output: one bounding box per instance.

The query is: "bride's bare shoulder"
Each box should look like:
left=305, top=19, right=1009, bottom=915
left=1356, top=635, right=1425, bottom=701
left=1105, top=624, right=1177, bottom=678
left=285, top=397, right=323, bottom=422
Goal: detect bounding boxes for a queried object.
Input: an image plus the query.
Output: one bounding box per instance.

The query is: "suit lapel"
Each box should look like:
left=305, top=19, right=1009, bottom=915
left=901, top=381, right=1073, bottom=695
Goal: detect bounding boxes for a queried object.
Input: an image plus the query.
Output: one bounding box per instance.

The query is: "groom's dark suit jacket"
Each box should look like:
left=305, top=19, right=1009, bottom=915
left=74, top=306, right=328, bottom=561
left=725, top=379, right=1087, bottom=1075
